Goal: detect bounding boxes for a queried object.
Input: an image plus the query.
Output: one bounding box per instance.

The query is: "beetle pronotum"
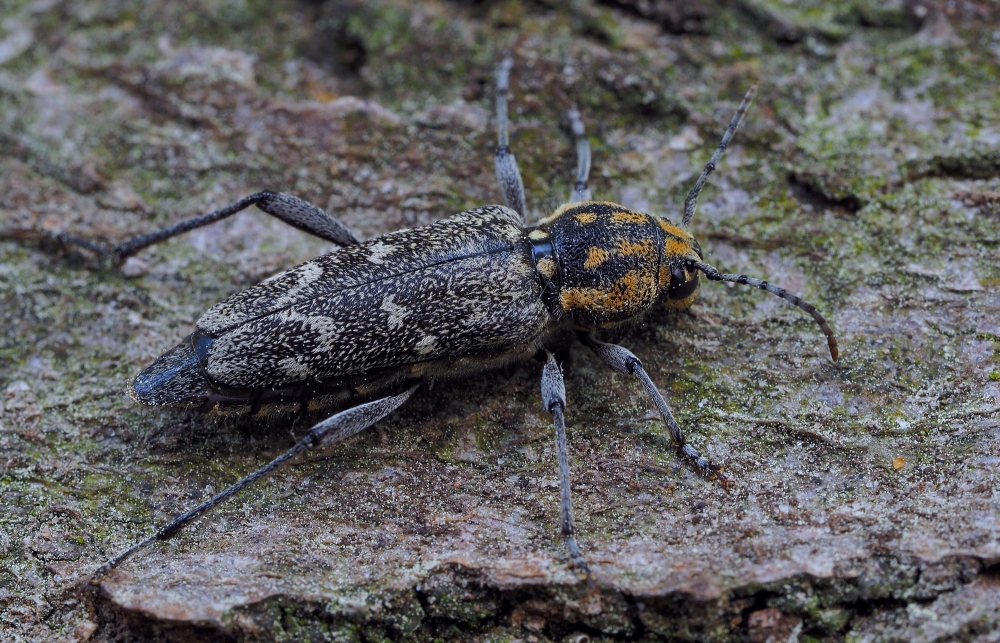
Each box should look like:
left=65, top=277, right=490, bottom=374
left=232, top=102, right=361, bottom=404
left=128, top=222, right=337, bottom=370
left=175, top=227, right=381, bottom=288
left=51, top=58, right=837, bottom=582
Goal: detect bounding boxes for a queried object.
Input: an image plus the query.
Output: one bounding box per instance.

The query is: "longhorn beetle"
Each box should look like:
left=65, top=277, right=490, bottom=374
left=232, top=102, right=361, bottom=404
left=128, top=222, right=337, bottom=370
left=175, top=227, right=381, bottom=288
left=53, top=58, right=838, bottom=581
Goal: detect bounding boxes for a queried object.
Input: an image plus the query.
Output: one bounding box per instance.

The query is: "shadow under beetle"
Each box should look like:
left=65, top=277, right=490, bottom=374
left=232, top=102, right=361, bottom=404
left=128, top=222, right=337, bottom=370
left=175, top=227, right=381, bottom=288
left=55, top=58, right=838, bottom=581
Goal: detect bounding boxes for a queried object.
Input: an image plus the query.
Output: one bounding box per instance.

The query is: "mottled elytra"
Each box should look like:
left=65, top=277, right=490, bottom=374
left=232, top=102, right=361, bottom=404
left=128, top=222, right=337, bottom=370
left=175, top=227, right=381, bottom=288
left=50, top=58, right=838, bottom=582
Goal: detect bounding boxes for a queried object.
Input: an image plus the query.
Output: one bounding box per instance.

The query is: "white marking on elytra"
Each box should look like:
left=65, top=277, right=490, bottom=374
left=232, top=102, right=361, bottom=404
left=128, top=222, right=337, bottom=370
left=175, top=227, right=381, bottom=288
left=306, top=315, right=345, bottom=353
left=260, top=262, right=325, bottom=309
left=366, top=241, right=395, bottom=264
left=415, top=334, right=437, bottom=355
left=263, top=260, right=322, bottom=287
left=379, top=295, right=409, bottom=329
left=278, top=355, right=313, bottom=379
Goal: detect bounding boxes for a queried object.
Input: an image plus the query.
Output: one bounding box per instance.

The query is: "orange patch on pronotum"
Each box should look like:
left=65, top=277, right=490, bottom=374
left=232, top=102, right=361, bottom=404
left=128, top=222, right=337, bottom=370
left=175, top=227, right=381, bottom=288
left=617, top=239, right=653, bottom=257
left=610, top=210, right=648, bottom=225
left=583, top=247, right=610, bottom=269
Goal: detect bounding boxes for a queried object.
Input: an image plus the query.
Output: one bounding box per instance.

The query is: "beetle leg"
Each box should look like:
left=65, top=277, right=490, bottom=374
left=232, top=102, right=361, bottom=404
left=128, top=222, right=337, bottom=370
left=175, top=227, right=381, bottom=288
left=494, top=56, right=527, bottom=222
left=90, top=385, right=417, bottom=582
left=581, top=335, right=731, bottom=487
left=566, top=108, right=592, bottom=203
left=53, top=191, right=360, bottom=266
left=541, top=351, right=592, bottom=581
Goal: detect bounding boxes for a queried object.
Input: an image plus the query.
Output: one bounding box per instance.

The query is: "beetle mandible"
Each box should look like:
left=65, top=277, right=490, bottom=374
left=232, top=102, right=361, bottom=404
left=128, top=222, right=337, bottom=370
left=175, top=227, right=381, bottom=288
left=57, top=58, right=838, bottom=581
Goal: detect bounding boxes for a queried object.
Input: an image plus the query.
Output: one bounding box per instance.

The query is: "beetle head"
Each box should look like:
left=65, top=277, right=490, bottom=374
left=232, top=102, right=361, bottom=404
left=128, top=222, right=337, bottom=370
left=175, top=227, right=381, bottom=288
left=658, top=220, right=703, bottom=311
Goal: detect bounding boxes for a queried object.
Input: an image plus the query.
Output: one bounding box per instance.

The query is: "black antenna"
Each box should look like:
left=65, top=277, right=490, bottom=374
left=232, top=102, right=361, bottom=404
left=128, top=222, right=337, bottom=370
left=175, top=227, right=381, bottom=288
left=689, top=260, right=839, bottom=362
left=682, top=86, right=758, bottom=226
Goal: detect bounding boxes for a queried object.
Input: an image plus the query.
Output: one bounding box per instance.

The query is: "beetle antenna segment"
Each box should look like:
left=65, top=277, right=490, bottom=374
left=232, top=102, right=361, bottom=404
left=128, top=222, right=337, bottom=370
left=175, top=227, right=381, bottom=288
left=567, top=108, right=592, bottom=202
left=689, top=260, right=839, bottom=361
left=494, top=57, right=527, bottom=221
left=89, top=386, right=417, bottom=583
left=681, top=86, right=758, bottom=227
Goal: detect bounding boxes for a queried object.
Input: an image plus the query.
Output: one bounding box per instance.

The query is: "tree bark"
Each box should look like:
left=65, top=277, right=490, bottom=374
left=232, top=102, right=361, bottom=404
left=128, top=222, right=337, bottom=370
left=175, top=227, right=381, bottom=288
left=1, top=1, right=998, bottom=641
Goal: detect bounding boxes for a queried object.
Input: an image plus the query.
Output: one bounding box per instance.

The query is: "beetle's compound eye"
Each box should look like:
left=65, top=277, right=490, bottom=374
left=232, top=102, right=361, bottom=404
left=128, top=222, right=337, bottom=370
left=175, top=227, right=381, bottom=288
left=668, top=265, right=699, bottom=301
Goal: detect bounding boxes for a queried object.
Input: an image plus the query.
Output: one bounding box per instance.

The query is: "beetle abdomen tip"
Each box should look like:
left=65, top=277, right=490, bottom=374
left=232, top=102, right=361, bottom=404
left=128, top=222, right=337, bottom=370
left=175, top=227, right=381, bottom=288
left=128, top=339, right=208, bottom=407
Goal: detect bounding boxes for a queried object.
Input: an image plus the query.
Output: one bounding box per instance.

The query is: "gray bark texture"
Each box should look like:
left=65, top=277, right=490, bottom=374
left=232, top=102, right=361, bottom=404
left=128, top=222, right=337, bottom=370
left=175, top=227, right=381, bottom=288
left=1, top=0, right=998, bottom=641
